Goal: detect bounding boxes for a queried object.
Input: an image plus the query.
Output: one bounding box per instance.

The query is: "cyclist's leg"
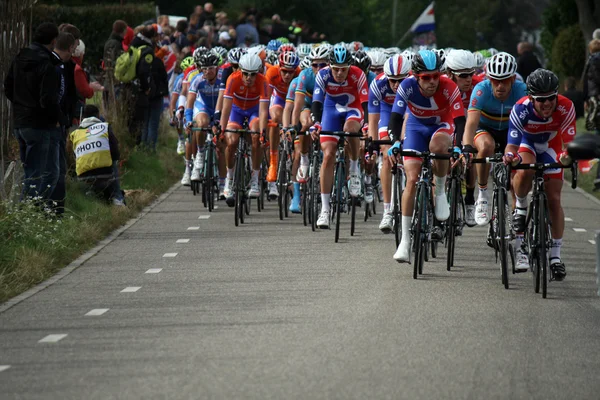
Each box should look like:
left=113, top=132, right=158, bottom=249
left=224, top=106, right=246, bottom=198
left=317, top=105, right=343, bottom=226
left=472, top=128, right=496, bottom=224
left=430, top=123, right=453, bottom=222
left=267, top=94, right=285, bottom=182
left=296, top=109, right=312, bottom=183
left=344, top=106, right=363, bottom=197
left=248, top=115, right=264, bottom=197
left=181, top=124, right=194, bottom=186
left=512, top=140, right=536, bottom=270
left=378, top=104, right=394, bottom=226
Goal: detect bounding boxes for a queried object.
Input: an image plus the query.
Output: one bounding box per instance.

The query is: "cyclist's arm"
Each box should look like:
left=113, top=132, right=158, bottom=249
left=168, top=92, right=179, bottom=116
left=282, top=100, right=294, bottom=128
left=453, top=116, right=466, bottom=146
left=184, top=92, right=197, bottom=125
left=368, top=113, right=380, bottom=141
left=292, top=91, right=306, bottom=127
left=215, top=89, right=224, bottom=114
left=506, top=109, right=523, bottom=155
left=463, top=109, right=481, bottom=146
left=388, top=90, right=407, bottom=143
left=220, top=97, right=232, bottom=128
left=259, top=101, right=269, bottom=134
left=310, top=100, right=323, bottom=124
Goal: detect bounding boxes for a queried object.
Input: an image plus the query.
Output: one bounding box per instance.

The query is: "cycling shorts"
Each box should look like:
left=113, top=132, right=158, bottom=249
left=228, top=104, right=260, bottom=128
left=474, top=125, right=508, bottom=153
left=320, top=102, right=363, bottom=144
left=193, top=100, right=215, bottom=119
left=518, top=136, right=564, bottom=180
left=269, top=92, right=286, bottom=109
left=403, top=113, right=453, bottom=159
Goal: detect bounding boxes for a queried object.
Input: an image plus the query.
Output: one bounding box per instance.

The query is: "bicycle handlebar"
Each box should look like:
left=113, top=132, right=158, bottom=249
left=224, top=128, right=262, bottom=135
left=391, top=148, right=451, bottom=159
left=471, top=154, right=504, bottom=164
left=191, top=127, right=214, bottom=132
left=319, top=131, right=364, bottom=138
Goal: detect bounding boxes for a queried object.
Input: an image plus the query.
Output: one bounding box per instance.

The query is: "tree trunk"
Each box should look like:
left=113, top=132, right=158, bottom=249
left=574, top=0, right=600, bottom=43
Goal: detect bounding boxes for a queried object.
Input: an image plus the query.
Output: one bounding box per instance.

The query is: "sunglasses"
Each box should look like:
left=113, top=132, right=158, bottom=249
left=388, top=77, right=405, bottom=84
left=371, top=67, right=384, bottom=73
left=490, top=77, right=512, bottom=85
left=331, top=66, right=350, bottom=72
left=453, top=71, right=475, bottom=79
left=531, top=93, right=557, bottom=103
left=201, top=66, right=217, bottom=71
left=280, top=69, right=295, bottom=75
left=242, top=71, right=257, bottom=78
left=311, top=62, right=328, bottom=69
left=416, top=72, right=441, bottom=81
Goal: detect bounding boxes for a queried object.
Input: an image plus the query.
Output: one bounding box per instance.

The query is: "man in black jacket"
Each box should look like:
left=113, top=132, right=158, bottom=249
left=143, top=26, right=169, bottom=152
left=3, top=22, right=63, bottom=201
left=103, top=19, right=128, bottom=104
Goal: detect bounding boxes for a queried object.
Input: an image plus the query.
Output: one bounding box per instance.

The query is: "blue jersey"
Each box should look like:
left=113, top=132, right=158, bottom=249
left=189, top=73, right=221, bottom=110
left=286, top=77, right=300, bottom=103
left=468, top=79, right=527, bottom=131
left=172, top=73, right=184, bottom=95
left=367, top=70, right=376, bottom=86
left=368, top=73, right=396, bottom=114
left=313, top=66, right=368, bottom=108
left=296, top=68, right=316, bottom=107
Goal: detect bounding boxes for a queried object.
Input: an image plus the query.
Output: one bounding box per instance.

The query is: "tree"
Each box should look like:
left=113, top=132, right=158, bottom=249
left=574, top=0, right=600, bottom=43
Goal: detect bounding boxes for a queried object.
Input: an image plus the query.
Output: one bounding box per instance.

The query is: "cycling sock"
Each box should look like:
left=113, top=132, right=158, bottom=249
left=349, top=159, right=359, bottom=174
left=301, top=153, right=309, bottom=166
left=465, top=187, right=475, bottom=205
left=515, top=195, right=528, bottom=211
left=384, top=203, right=391, bottom=213
left=434, top=176, right=446, bottom=196
left=270, top=150, right=278, bottom=163
left=364, top=175, right=372, bottom=184
left=219, top=177, right=225, bottom=187
left=293, top=182, right=301, bottom=199
left=515, top=234, right=525, bottom=251
left=401, top=216, right=412, bottom=242
left=478, top=185, right=488, bottom=199
left=227, top=168, right=234, bottom=179
left=321, top=193, right=331, bottom=212
left=185, top=160, right=191, bottom=173
left=197, top=147, right=204, bottom=156
left=550, top=238, right=562, bottom=260
left=252, top=170, right=259, bottom=181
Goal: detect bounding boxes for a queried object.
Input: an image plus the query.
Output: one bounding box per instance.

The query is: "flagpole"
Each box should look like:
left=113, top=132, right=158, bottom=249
left=392, top=0, right=398, bottom=46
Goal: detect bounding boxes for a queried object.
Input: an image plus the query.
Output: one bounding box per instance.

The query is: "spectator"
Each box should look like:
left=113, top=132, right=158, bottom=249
left=51, top=31, right=77, bottom=216
left=157, top=15, right=170, bottom=30
left=128, top=26, right=155, bottom=146
left=103, top=20, right=128, bottom=93
left=122, top=26, right=134, bottom=51
left=270, top=14, right=287, bottom=39
left=582, top=39, right=600, bottom=190
left=194, top=5, right=203, bottom=16
left=69, top=105, right=125, bottom=206
left=215, top=12, right=228, bottom=30
left=594, top=28, right=600, bottom=40
left=189, top=14, right=200, bottom=34
left=173, top=20, right=191, bottom=50
left=143, top=26, right=169, bottom=152
left=236, top=15, right=259, bottom=46
left=563, top=77, right=584, bottom=119
left=218, top=31, right=233, bottom=49
left=73, top=40, right=104, bottom=122
left=3, top=22, right=63, bottom=201
left=198, top=2, right=216, bottom=28
left=516, top=41, right=542, bottom=82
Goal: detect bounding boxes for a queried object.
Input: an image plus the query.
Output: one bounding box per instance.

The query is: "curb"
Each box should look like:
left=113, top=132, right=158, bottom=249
left=0, top=183, right=181, bottom=314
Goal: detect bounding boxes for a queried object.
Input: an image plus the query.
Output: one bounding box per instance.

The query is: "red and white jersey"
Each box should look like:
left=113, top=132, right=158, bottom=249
left=461, top=74, right=484, bottom=111
left=313, top=65, right=369, bottom=108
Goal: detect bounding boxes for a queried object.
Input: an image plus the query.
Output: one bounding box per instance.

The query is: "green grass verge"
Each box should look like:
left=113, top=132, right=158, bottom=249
left=0, top=124, right=181, bottom=303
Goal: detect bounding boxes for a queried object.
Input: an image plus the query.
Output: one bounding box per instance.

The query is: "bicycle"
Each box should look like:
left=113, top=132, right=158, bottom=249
left=277, top=127, right=295, bottom=220
left=512, top=161, right=577, bottom=298
left=191, top=126, right=220, bottom=212
left=224, top=124, right=262, bottom=227
left=469, top=153, right=514, bottom=288
left=393, top=148, right=450, bottom=279
left=321, top=131, right=364, bottom=243
left=308, top=137, right=322, bottom=232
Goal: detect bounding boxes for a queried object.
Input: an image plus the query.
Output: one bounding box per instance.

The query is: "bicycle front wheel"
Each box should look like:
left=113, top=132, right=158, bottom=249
left=446, top=176, right=459, bottom=271
left=539, top=193, right=549, bottom=298
left=413, top=184, right=426, bottom=279
left=392, top=172, right=401, bottom=248
left=335, top=162, right=344, bottom=243
left=497, top=188, right=509, bottom=289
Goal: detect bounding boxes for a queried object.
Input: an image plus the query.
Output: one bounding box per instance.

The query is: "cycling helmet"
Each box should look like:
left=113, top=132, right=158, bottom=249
left=199, top=52, right=219, bottom=68
left=368, top=50, right=387, bottom=68
left=445, top=49, right=475, bottom=72
left=212, top=46, right=227, bottom=60
left=384, top=47, right=398, bottom=58
left=180, top=56, right=194, bottom=70
left=488, top=47, right=499, bottom=56
left=239, top=53, right=262, bottom=73
left=310, top=44, right=331, bottom=60
left=276, top=37, right=290, bottom=44
left=477, top=49, right=492, bottom=59
left=265, top=49, right=278, bottom=65
left=486, top=52, right=517, bottom=80
left=474, top=52, right=485, bottom=69
left=267, top=39, right=282, bottom=52
left=350, top=41, right=364, bottom=52
left=526, top=68, right=559, bottom=95
left=227, top=47, right=245, bottom=64
left=329, top=44, right=352, bottom=65
left=384, top=54, right=411, bottom=78
left=247, top=45, right=266, bottom=61
left=300, top=56, right=311, bottom=70
left=279, top=51, right=300, bottom=70
left=297, top=43, right=312, bottom=59
left=352, top=50, right=371, bottom=72
left=412, top=49, right=442, bottom=74
left=401, top=50, right=415, bottom=65
left=193, top=46, right=209, bottom=65
left=279, top=43, right=296, bottom=54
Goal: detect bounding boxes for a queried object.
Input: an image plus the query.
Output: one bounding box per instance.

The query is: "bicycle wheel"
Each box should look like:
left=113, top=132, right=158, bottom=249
left=244, top=158, right=251, bottom=217
left=277, top=147, right=286, bottom=220
left=206, top=146, right=214, bottom=212
left=351, top=197, right=357, bottom=236
left=392, top=172, right=402, bottom=248
left=539, top=194, right=549, bottom=298
left=335, top=162, right=344, bottom=243
left=233, top=148, right=244, bottom=227
left=529, top=204, right=540, bottom=293
left=497, top=188, right=509, bottom=289
left=413, top=184, right=425, bottom=279
left=446, top=177, right=458, bottom=271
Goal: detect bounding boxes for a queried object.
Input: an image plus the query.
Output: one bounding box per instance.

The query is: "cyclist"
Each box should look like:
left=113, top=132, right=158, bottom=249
left=462, top=52, right=527, bottom=226
left=310, top=44, right=369, bottom=229
left=368, top=54, right=411, bottom=233
left=504, top=69, right=576, bottom=278
left=169, top=57, right=193, bottom=156
left=292, top=44, right=331, bottom=185
left=368, top=49, right=387, bottom=76
left=184, top=52, right=221, bottom=182
left=387, top=50, right=466, bottom=262
left=445, top=49, right=484, bottom=226
left=220, top=53, right=269, bottom=205
left=265, top=50, right=301, bottom=199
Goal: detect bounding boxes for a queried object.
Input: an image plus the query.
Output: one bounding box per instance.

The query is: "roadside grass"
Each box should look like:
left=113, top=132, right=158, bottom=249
left=0, top=119, right=181, bottom=303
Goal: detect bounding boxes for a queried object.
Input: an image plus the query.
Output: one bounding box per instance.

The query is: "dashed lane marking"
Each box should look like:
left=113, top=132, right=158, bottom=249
left=589, top=240, right=596, bottom=245
left=85, top=309, right=109, bottom=316
left=176, top=239, right=190, bottom=243
left=145, top=268, right=162, bottom=274
left=0, top=366, right=11, bottom=372
left=187, top=227, right=200, bottom=231
left=163, top=253, right=178, bottom=258
left=573, top=228, right=587, bottom=232
left=38, top=334, right=68, bottom=343
left=564, top=217, right=573, bottom=222
left=198, top=215, right=211, bottom=220
left=121, top=287, right=141, bottom=293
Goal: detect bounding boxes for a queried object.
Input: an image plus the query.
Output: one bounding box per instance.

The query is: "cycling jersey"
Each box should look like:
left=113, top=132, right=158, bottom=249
left=172, top=73, right=184, bottom=95
left=218, top=64, right=235, bottom=91
left=186, top=73, right=221, bottom=120
left=183, top=65, right=199, bottom=84
left=266, top=65, right=300, bottom=109
left=468, top=79, right=527, bottom=131
left=367, top=70, right=377, bottom=86
left=368, top=73, right=396, bottom=138
left=296, top=68, right=317, bottom=108
left=314, top=66, right=368, bottom=142
left=508, top=95, right=576, bottom=179
left=460, top=74, right=484, bottom=111
left=224, top=71, right=269, bottom=127
left=286, top=77, right=300, bottom=103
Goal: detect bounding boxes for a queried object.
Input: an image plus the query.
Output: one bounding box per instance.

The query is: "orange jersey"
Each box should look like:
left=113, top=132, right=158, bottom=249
left=224, top=71, right=270, bottom=109
left=265, top=66, right=301, bottom=98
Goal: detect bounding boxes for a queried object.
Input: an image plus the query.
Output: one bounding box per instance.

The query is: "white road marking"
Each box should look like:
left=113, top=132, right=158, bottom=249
left=145, top=268, right=162, bottom=274
left=187, top=226, right=200, bottom=230
left=121, top=287, right=141, bottom=293
left=0, top=366, right=11, bottom=372
left=214, top=206, right=219, bottom=209
left=589, top=240, right=596, bottom=245
left=176, top=239, right=190, bottom=243
left=573, top=228, right=587, bottom=232
left=564, top=217, right=573, bottom=222
left=198, top=215, right=210, bottom=220
left=85, top=309, right=109, bottom=316
left=163, top=253, right=178, bottom=258
left=38, top=334, right=68, bottom=343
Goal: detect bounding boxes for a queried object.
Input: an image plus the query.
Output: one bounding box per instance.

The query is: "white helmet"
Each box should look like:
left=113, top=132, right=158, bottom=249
left=474, top=52, right=485, bottom=69
left=368, top=50, right=387, bottom=68
left=383, top=55, right=411, bottom=78
left=310, top=44, right=331, bottom=61
left=486, top=52, right=517, bottom=80
left=239, top=54, right=262, bottom=73
left=297, top=43, right=312, bottom=59
left=445, top=49, right=475, bottom=72
left=401, top=50, right=415, bottom=65
left=300, top=56, right=311, bottom=70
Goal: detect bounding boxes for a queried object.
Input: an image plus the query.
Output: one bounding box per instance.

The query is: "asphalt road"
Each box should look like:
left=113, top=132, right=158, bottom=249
left=1, top=183, right=600, bottom=400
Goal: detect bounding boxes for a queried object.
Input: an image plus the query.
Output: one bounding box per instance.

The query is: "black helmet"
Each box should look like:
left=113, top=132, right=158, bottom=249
left=412, top=49, right=443, bottom=74
left=352, top=50, right=371, bottom=72
left=200, top=52, right=219, bottom=68
left=526, top=68, right=559, bottom=96
left=329, top=44, right=352, bottom=66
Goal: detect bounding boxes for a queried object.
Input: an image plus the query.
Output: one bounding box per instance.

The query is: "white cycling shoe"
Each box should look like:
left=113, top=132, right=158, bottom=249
left=475, top=197, right=490, bottom=226
left=434, top=193, right=450, bottom=221
left=249, top=180, right=260, bottom=198
left=393, top=238, right=411, bottom=263
left=317, top=209, right=330, bottom=229
left=379, top=211, right=394, bottom=234
left=181, top=172, right=191, bottom=186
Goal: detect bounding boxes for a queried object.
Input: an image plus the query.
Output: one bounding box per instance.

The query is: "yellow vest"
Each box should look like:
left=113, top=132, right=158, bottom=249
left=70, top=122, right=113, bottom=176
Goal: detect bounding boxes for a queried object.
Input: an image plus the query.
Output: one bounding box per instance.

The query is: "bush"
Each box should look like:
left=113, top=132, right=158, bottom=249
left=551, top=24, right=586, bottom=79
left=32, top=3, right=155, bottom=73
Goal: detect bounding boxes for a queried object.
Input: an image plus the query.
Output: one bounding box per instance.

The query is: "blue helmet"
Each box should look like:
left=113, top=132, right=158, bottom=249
left=329, top=44, right=352, bottom=66
left=412, top=49, right=442, bottom=74
left=267, top=39, right=282, bottom=52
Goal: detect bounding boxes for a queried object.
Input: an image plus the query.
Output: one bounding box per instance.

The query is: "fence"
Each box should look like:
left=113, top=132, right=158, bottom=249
left=0, top=0, right=37, bottom=201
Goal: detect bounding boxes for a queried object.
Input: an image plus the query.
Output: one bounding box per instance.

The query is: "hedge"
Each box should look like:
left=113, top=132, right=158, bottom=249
left=551, top=24, right=586, bottom=79
left=32, top=3, right=156, bottom=72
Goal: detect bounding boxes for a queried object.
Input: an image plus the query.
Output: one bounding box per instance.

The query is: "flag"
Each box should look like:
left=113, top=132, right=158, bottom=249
left=410, top=2, right=435, bottom=34
left=578, top=159, right=599, bottom=174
